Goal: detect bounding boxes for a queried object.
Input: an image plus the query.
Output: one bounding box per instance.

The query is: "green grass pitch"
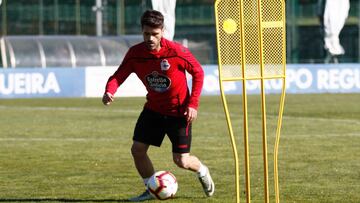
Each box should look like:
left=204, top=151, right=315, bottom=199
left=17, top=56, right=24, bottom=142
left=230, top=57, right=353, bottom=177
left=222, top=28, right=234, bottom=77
left=0, top=94, right=359, bottom=202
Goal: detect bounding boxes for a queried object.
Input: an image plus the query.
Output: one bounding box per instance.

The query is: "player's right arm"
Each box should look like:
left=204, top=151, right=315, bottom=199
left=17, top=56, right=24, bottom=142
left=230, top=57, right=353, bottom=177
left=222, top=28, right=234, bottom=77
left=103, top=50, right=134, bottom=106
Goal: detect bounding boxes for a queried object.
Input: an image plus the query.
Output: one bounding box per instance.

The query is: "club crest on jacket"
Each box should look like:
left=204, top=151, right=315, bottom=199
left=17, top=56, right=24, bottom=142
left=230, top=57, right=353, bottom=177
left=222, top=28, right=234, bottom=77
left=160, top=59, right=171, bottom=71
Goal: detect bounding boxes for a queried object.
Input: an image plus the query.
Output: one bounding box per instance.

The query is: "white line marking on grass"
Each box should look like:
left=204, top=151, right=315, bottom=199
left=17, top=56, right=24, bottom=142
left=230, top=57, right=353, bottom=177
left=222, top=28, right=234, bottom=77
left=0, top=105, right=140, bottom=114
left=282, top=115, right=360, bottom=125
left=1, top=105, right=359, bottom=125
left=284, top=132, right=360, bottom=138
left=1, top=132, right=359, bottom=142
left=201, top=111, right=360, bottom=125
left=0, top=137, right=119, bottom=142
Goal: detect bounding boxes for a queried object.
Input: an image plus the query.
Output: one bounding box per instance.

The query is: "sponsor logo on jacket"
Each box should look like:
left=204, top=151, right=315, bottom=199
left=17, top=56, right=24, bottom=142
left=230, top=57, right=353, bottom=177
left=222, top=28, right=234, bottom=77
left=145, top=71, right=171, bottom=92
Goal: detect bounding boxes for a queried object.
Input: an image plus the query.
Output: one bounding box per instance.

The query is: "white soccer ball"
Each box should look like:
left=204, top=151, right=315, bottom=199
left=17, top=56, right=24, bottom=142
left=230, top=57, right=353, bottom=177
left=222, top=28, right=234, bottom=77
left=147, top=171, right=178, bottom=200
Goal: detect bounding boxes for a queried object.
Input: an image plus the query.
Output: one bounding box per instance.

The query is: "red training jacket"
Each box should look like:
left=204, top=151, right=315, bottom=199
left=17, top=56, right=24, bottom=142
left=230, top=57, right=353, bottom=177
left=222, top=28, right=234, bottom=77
left=105, top=38, right=204, bottom=117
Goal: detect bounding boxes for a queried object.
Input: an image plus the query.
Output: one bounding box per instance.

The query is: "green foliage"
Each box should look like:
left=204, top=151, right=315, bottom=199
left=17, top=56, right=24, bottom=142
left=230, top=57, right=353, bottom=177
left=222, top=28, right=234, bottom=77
left=0, top=94, right=359, bottom=202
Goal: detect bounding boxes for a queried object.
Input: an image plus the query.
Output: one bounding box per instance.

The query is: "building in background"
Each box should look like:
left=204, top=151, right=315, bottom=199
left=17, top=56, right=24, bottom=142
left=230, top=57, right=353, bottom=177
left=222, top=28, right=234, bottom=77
left=0, top=0, right=359, bottom=65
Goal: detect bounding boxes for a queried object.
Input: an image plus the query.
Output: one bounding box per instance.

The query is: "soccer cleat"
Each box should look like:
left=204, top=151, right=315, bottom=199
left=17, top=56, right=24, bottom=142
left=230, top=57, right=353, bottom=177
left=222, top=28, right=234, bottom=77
left=198, top=166, right=215, bottom=197
left=128, top=190, right=155, bottom=202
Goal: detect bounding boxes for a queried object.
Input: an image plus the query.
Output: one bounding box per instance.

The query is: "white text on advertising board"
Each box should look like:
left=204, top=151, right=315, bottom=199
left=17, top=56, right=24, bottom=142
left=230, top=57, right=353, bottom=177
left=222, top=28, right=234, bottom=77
left=202, top=67, right=360, bottom=93
left=0, top=72, right=60, bottom=95
left=317, top=68, right=360, bottom=90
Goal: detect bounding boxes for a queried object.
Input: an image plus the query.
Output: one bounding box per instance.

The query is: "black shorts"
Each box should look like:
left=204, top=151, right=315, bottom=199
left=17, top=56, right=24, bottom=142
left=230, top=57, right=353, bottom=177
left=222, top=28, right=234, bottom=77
left=133, top=108, right=192, bottom=153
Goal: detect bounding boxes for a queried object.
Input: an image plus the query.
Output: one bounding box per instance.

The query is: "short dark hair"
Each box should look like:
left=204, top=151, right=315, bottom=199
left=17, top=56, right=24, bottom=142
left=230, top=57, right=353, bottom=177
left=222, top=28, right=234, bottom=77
left=141, top=10, right=164, bottom=29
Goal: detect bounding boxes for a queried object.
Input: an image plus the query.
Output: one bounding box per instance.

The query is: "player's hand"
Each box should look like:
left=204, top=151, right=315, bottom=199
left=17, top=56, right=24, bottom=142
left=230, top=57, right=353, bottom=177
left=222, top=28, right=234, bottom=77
left=102, top=92, right=114, bottom=105
left=184, top=107, right=197, bottom=123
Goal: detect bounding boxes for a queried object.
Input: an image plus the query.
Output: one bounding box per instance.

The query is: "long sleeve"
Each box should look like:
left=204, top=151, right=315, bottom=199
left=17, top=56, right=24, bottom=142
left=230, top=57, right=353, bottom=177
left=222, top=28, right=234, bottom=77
left=105, top=51, right=133, bottom=95
left=181, top=48, right=204, bottom=109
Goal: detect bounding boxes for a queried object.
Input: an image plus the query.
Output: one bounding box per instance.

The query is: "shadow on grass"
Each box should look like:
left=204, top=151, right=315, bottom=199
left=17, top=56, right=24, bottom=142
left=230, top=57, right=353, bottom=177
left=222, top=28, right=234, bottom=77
left=0, top=196, right=206, bottom=202
left=0, top=198, right=130, bottom=202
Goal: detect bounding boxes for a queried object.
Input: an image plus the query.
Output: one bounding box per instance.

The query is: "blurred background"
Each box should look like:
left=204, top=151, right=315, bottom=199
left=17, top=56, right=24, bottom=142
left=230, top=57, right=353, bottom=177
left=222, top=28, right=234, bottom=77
left=0, top=0, right=359, bottom=99
left=0, top=0, right=359, bottom=67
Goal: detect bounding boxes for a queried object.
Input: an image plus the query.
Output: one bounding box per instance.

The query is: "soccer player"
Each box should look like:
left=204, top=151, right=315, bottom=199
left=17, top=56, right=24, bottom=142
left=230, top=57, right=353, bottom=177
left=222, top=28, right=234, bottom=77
left=102, top=10, right=215, bottom=201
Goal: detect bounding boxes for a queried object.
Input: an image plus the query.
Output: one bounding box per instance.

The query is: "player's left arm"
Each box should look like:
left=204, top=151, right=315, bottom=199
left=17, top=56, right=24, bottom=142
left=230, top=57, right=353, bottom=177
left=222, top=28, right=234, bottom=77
left=181, top=47, right=204, bottom=122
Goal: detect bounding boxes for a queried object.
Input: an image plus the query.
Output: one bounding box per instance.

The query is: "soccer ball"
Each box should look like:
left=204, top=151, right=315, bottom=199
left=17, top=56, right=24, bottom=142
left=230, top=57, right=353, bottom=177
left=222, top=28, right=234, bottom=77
left=147, top=171, right=178, bottom=200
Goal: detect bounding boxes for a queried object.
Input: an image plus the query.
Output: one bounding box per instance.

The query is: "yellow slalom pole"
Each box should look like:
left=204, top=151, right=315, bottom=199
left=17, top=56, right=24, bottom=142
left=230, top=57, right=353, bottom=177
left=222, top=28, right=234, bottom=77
left=214, top=1, right=286, bottom=202
left=219, top=78, right=241, bottom=203
left=256, top=0, right=269, bottom=202
left=274, top=4, right=287, bottom=202
left=238, top=1, right=251, bottom=202
left=274, top=77, right=286, bottom=203
left=214, top=1, right=241, bottom=202
left=242, top=73, right=251, bottom=203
